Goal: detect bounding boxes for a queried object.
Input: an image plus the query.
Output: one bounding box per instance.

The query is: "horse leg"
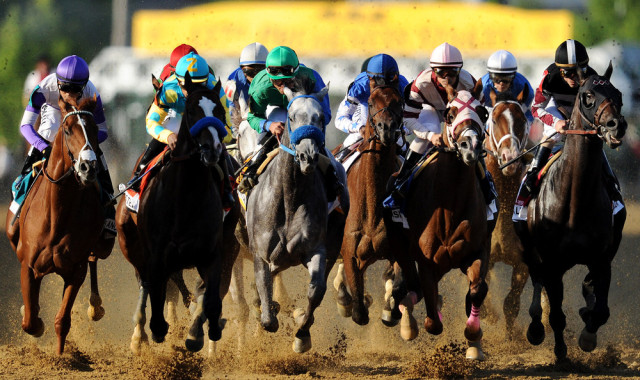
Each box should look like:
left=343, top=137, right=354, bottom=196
left=343, top=252, right=369, bottom=326
left=382, top=261, right=407, bottom=327
left=228, top=259, right=249, bottom=350
left=292, top=250, right=327, bottom=353
left=417, top=259, right=443, bottom=336
left=131, top=283, right=149, bottom=354
left=464, top=258, right=488, bottom=361
left=579, top=266, right=612, bottom=352
left=274, top=273, right=293, bottom=313
left=254, top=258, right=278, bottom=332
left=166, top=277, right=180, bottom=328
left=504, top=261, right=529, bottom=340
left=545, top=274, right=567, bottom=360
left=201, top=258, right=224, bottom=343
left=148, top=273, right=169, bottom=343
left=333, top=261, right=353, bottom=318
left=87, top=258, right=105, bottom=321
left=185, top=280, right=206, bottom=352
left=55, top=261, right=88, bottom=355
left=19, top=262, right=44, bottom=338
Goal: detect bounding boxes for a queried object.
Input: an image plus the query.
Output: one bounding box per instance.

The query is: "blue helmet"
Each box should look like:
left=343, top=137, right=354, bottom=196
left=366, top=54, right=399, bottom=80
left=175, top=52, right=209, bottom=83
left=56, top=55, right=89, bottom=85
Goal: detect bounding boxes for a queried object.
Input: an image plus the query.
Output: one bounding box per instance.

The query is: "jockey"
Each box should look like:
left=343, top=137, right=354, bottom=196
left=334, top=53, right=410, bottom=161
left=157, top=44, right=232, bottom=142
left=388, top=42, right=497, bottom=215
left=18, top=55, right=117, bottom=238
left=481, top=50, right=534, bottom=122
left=237, top=45, right=340, bottom=197
left=224, top=42, right=269, bottom=133
left=136, top=52, right=235, bottom=208
left=523, top=39, right=624, bottom=213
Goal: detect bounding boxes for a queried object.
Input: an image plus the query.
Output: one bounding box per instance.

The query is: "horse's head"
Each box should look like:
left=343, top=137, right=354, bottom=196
left=181, top=76, right=227, bottom=166
left=443, top=81, right=488, bottom=166
left=575, top=63, right=627, bottom=148
left=57, top=96, right=100, bottom=186
left=367, top=85, right=404, bottom=146
left=283, top=86, right=328, bottom=175
left=487, top=87, right=530, bottom=176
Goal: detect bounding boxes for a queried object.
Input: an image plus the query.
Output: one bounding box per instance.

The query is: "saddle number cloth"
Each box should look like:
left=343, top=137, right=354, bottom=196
left=125, top=189, right=140, bottom=213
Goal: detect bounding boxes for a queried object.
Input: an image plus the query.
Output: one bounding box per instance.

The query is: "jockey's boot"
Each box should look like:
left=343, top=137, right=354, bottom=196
left=477, top=157, right=499, bottom=233
left=602, top=152, right=625, bottom=215
left=387, top=150, right=421, bottom=204
left=523, top=146, right=552, bottom=196
left=19, top=148, right=45, bottom=176
left=237, top=136, right=277, bottom=193
left=219, top=151, right=236, bottom=209
left=129, top=140, right=166, bottom=191
left=97, top=150, right=117, bottom=238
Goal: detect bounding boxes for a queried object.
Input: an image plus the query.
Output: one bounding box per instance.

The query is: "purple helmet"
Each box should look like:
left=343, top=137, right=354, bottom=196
left=56, top=55, right=89, bottom=85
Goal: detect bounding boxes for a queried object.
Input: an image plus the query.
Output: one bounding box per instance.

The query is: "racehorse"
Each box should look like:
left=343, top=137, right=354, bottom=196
left=245, top=86, right=336, bottom=353
left=399, top=82, right=490, bottom=360
left=483, top=89, right=530, bottom=338
left=334, top=85, right=409, bottom=327
left=5, top=95, right=113, bottom=355
left=116, top=75, right=238, bottom=353
left=514, top=64, right=627, bottom=360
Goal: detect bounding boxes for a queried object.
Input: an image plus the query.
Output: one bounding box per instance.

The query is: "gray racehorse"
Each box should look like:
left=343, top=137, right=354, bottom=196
left=246, top=86, right=336, bottom=353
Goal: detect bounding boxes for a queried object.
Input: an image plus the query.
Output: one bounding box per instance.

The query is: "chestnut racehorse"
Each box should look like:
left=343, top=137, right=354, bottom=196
left=483, top=89, right=530, bottom=338
left=334, top=85, right=409, bottom=327
left=6, top=96, right=113, bottom=355
left=399, top=82, right=490, bottom=360
left=514, top=65, right=627, bottom=360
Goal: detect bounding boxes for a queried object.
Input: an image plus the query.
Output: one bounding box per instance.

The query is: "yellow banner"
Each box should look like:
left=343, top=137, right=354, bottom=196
left=132, top=1, right=573, bottom=58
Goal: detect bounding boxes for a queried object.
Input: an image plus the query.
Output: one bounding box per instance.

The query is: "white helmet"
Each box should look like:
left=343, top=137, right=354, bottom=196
left=239, top=42, right=269, bottom=65
left=430, top=42, right=463, bottom=68
left=487, top=50, right=517, bottom=74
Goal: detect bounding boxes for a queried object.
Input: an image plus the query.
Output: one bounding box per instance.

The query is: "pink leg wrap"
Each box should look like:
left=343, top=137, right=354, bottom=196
left=467, top=304, right=481, bottom=330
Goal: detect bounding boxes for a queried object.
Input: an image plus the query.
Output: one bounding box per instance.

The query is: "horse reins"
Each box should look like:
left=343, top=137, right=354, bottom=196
left=43, top=109, right=96, bottom=184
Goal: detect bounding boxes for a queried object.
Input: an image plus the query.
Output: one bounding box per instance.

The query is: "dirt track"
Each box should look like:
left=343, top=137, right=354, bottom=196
left=1, top=204, right=640, bottom=379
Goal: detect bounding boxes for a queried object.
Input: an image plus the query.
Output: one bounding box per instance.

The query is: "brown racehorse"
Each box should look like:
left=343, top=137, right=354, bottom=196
left=399, top=81, right=490, bottom=360
left=514, top=65, right=627, bottom=360
left=483, top=89, right=530, bottom=339
left=116, top=75, right=240, bottom=354
left=334, top=85, right=408, bottom=327
left=6, top=96, right=113, bottom=355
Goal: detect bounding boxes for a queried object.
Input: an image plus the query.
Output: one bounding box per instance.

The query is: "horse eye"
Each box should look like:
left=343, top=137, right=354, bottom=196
left=64, top=128, right=71, bottom=136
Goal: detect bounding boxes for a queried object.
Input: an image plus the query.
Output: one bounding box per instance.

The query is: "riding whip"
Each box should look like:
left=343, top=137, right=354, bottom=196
left=233, top=135, right=275, bottom=177
left=498, top=131, right=558, bottom=170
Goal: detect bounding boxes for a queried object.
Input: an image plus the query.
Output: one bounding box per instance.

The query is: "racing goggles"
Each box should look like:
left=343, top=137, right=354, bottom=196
left=58, top=82, right=85, bottom=94
left=266, top=65, right=298, bottom=77
left=433, top=67, right=461, bottom=78
left=367, top=71, right=398, bottom=86
left=560, top=66, right=587, bottom=80
left=490, top=73, right=515, bottom=84
left=241, top=65, right=265, bottom=78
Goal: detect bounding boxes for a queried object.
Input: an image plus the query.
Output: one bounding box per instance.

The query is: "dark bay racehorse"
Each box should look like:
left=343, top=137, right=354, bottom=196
left=334, top=85, right=409, bottom=326
left=6, top=96, right=113, bottom=355
left=246, top=86, right=334, bottom=353
left=116, top=76, right=238, bottom=353
left=483, top=89, right=530, bottom=338
left=400, top=82, right=490, bottom=360
left=514, top=64, right=627, bottom=360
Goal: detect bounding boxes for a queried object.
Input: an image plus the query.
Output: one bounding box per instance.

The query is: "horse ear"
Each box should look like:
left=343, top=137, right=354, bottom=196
left=489, top=88, right=497, bottom=106
left=283, top=86, right=295, bottom=101
left=577, top=66, right=586, bottom=85
left=472, top=80, right=483, bottom=100
left=315, top=85, right=329, bottom=103
left=445, top=84, right=457, bottom=102
left=445, top=107, right=457, bottom=125
left=604, top=61, right=613, bottom=80
left=184, top=71, right=193, bottom=89
left=517, top=83, right=528, bottom=104
left=151, top=74, right=161, bottom=91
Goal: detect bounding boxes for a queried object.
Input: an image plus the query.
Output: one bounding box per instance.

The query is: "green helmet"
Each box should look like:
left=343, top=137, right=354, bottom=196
left=266, top=46, right=299, bottom=79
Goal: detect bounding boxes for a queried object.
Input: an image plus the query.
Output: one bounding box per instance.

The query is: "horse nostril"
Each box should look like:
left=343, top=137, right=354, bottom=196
left=606, top=119, right=618, bottom=128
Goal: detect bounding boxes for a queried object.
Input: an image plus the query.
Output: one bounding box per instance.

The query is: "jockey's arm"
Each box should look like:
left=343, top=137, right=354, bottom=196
left=92, top=94, right=109, bottom=144
left=247, top=94, right=270, bottom=134
left=145, top=102, right=174, bottom=144
left=335, top=95, right=367, bottom=134
left=403, top=81, right=441, bottom=143
left=19, top=87, right=49, bottom=152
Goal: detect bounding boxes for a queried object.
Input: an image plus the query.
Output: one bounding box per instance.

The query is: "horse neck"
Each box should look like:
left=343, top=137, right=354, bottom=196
left=562, top=116, right=605, bottom=197
left=358, top=123, right=398, bottom=189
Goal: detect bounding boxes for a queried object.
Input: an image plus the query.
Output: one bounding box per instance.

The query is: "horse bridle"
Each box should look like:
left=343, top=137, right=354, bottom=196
left=43, top=108, right=96, bottom=183
left=366, top=86, right=404, bottom=144
left=279, top=94, right=326, bottom=160
left=444, top=95, right=486, bottom=157
left=486, top=100, right=530, bottom=160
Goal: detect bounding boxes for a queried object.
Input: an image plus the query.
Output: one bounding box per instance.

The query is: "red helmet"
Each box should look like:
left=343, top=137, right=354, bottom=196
left=170, top=44, right=198, bottom=67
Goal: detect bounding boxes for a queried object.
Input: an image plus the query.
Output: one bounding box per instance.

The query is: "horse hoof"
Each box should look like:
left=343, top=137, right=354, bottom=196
left=578, top=328, right=598, bottom=352
left=381, top=309, right=399, bottom=327
left=424, top=316, right=443, bottom=336
left=466, top=340, right=485, bottom=361
left=352, top=305, right=369, bottom=326
left=364, top=294, right=373, bottom=309
left=261, top=318, right=279, bottom=333
left=293, top=331, right=312, bottom=353
left=336, top=302, right=353, bottom=318
left=31, top=318, right=45, bottom=338
left=152, top=333, right=166, bottom=343
left=185, top=336, right=204, bottom=352
left=400, top=309, right=418, bottom=341
left=526, top=320, right=545, bottom=346
left=88, top=305, right=105, bottom=321
left=555, top=342, right=568, bottom=361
